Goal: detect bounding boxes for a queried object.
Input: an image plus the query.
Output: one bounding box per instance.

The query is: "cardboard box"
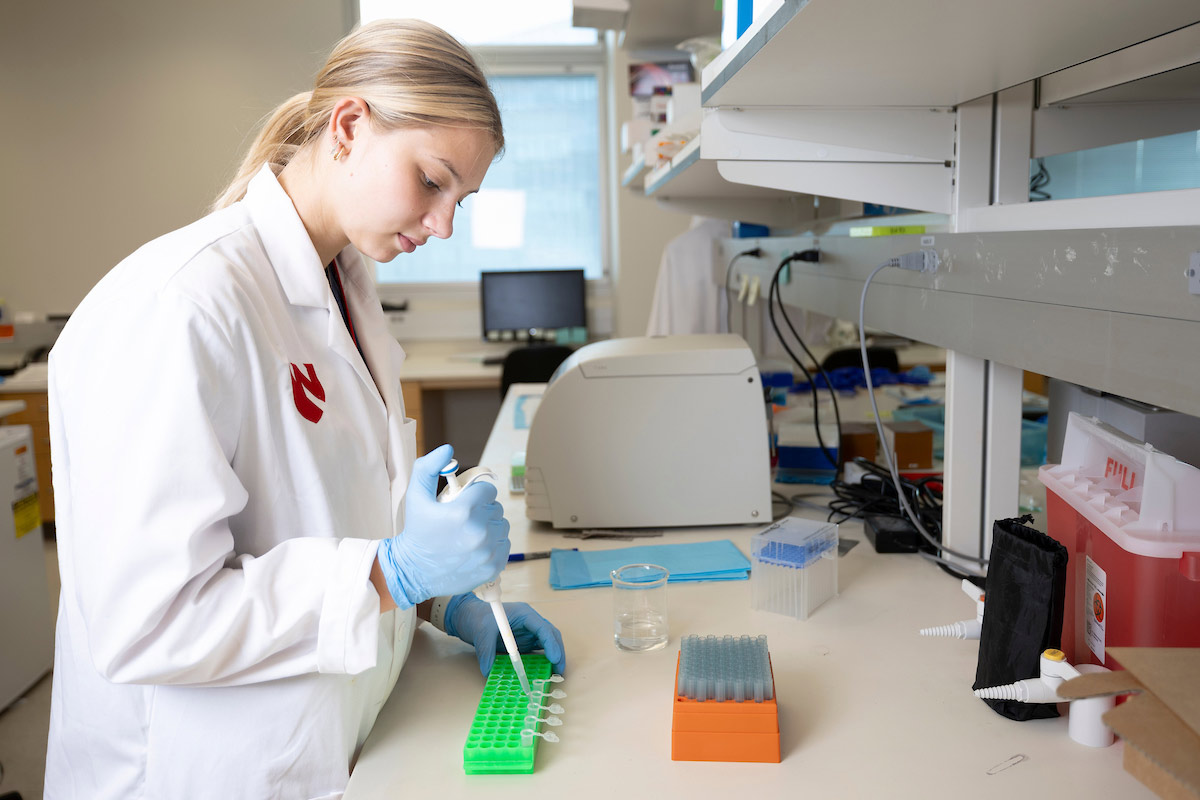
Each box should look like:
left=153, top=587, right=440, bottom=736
left=838, top=421, right=878, bottom=470
left=882, top=420, right=933, bottom=469
left=1059, top=647, right=1200, bottom=799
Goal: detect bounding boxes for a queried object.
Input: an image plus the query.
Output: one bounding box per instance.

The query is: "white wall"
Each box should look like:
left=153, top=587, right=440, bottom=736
left=0, top=0, right=351, bottom=315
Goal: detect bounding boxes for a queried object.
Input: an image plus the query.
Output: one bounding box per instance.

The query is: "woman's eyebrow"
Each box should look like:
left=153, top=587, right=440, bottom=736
left=434, top=157, right=461, bottom=184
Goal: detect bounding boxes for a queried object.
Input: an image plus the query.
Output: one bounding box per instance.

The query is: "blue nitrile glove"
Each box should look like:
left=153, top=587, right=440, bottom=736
left=376, top=445, right=510, bottom=609
left=444, top=593, right=567, bottom=677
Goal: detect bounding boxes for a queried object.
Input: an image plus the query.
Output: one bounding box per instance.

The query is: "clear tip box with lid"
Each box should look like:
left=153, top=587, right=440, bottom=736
left=750, top=517, right=838, bottom=620
left=1038, top=412, right=1200, bottom=668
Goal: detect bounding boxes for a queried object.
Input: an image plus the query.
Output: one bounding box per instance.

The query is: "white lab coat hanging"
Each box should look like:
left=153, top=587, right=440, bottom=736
left=45, top=166, right=417, bottom=799
left=645, top=217, right=730, bottom=336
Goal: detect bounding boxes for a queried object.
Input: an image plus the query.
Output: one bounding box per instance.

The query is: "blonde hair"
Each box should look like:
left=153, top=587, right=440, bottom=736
left=213, top=19, right=503, bottom=210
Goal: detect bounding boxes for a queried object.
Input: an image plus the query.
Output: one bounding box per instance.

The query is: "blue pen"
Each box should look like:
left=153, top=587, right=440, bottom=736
left=508, top=548, right=577, bottom=562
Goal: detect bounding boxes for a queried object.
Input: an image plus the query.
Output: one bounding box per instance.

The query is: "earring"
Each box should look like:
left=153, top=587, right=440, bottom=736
left=331, top=141, right=345, bottom=161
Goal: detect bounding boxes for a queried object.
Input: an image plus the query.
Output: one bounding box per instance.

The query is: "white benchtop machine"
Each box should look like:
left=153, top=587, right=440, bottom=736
left=524, top=334, right=771, bottom=530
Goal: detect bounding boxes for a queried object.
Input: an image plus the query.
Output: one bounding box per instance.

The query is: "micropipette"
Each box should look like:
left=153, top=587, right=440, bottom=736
left=439, top=459, right=532, bottom=697
left=475, top=576, right=532, bottom=696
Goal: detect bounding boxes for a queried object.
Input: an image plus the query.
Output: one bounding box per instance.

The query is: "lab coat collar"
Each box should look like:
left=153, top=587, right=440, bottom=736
left=242, top=164, right=329, bottom=310
left=335, top=250, right=406, bottom=398
left=242, top=165, right=391, bottom=412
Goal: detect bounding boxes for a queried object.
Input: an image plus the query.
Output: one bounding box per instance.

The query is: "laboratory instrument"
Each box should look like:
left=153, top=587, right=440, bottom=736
left=524, top=334, right=771, bottom=529
left=974, top=649, right=1115, bottom=747
left=750, top=517, right=838, bottom=620
left=611, top=563, right=670, bottom=652
left=439, top=459, right=531, bottom=696
left=672, top=634, right=780, bottom=763
left=919, top=579, right=985, bottom=639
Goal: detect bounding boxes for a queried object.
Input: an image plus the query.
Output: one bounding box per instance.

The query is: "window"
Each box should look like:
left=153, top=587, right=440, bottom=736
left=359, top=1, right=607, bottom=285
left=1030, top=130, right=1200, bottom=201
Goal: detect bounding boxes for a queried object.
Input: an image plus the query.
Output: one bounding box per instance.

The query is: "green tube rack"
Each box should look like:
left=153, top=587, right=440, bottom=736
left=463, top=654, right=554, bottom=774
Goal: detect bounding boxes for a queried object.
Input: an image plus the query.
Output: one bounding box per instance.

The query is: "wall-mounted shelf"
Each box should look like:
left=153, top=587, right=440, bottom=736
left=621, top=153, right=647, bottom=190
left=623, top=0, right=720, bottom=52
left=699, top=106, right=957, bottom=214
left=642, top=137, right=812, bottom=227
left=701, top=0, right=1200, bottom=107
left=573, top=0, right=720, bottom=52
left=1032, top=23, right=1200, bottom=157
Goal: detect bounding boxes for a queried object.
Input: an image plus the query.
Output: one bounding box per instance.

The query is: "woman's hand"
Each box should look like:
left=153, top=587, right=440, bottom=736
left=445, top=594, right=566, bottom=676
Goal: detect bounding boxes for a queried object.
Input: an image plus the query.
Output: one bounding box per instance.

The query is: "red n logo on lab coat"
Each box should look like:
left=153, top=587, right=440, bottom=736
left=290, top=363, right=325, bottom=423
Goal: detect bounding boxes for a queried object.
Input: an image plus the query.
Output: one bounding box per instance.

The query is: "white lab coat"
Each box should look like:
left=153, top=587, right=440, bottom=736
left=44, top=166, right=417, bottom=799
left=645, top=217, right=730, bottom=336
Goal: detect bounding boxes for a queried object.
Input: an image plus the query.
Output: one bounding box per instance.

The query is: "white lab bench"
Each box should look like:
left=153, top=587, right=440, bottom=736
left=344, top=384, right=1149, bottom=798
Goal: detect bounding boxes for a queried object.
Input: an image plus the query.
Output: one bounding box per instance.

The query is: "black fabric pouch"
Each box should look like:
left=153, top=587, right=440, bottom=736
left=972, top=515, right=1069, bottom=721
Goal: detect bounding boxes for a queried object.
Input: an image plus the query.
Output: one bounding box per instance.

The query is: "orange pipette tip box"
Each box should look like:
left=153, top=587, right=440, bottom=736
left=670, top=653, right=780, bottom=763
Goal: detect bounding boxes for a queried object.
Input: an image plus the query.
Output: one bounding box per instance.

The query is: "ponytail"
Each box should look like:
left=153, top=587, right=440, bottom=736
left=212, top=92, right=316, bottom=210
left=211, top=20, right=504, bottom=211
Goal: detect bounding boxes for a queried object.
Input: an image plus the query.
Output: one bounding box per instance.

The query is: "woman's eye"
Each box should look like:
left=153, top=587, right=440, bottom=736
left=422, top=175, right=439, bottom=190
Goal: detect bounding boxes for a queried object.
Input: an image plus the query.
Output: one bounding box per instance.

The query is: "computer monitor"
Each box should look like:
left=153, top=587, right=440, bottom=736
left=480, top=269, right=587, bottom=344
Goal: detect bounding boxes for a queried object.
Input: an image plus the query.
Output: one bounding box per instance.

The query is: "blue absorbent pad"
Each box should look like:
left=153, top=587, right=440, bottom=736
left=549, top=540, right=751, bottom=590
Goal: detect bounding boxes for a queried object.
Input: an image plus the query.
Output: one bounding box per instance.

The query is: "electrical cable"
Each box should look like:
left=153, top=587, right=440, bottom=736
left=723, top=247, right=762, bottom=334
left=825, top=458, right=941, bottom=525
left=765, top=252, right=842, bottom=468
left=770, top=490, right=794, bottom=521
left=1029, top=158, right=1051, bottom=201
left=859, top=259, right=988, bottom=570
left=787, top=490, right=837, bottom=516
left=770, top=253, right=844, bottom=463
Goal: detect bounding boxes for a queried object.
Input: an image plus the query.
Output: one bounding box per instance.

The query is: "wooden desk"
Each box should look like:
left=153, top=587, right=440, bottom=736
left=344, top=383, right=1147, bottom=799
left=397, top=349, right=501, bottom=455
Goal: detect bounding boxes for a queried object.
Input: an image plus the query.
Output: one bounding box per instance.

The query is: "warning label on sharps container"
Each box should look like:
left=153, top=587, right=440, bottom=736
left=1084, top=555, right=1107, bottom=663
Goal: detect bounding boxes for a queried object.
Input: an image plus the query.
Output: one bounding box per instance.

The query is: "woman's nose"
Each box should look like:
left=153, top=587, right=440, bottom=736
left=424, top=201, right=456, bottom=240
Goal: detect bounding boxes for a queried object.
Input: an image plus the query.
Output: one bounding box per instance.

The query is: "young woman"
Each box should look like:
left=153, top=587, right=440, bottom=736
left=45, top=19, right=564, bottom=799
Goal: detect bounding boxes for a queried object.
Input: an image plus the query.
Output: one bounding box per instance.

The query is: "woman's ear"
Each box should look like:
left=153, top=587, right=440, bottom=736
left=329, top=96, right=371, bottom=154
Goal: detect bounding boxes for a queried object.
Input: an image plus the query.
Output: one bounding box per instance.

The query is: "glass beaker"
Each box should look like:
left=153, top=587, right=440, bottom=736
left=611, top=563, right=669, bottom=652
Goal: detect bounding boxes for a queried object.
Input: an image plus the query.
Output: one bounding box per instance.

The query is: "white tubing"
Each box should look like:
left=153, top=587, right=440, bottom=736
left=919, top=619, right=982, bottom=639
left=974, top=677, right=1060, bottom=703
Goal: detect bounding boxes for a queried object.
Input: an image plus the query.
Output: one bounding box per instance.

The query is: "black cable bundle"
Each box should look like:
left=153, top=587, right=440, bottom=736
left=1029, top=158, right=1051, bottom=201
left=766, top=250, right=843, bottom=468
left=819, top=458, right=979, bottom=583
left=826, top=458, right=942, bottom=530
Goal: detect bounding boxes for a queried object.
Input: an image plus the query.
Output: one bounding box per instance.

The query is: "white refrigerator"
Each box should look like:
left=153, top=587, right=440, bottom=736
left=0, top=424, right=54, bottom=710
